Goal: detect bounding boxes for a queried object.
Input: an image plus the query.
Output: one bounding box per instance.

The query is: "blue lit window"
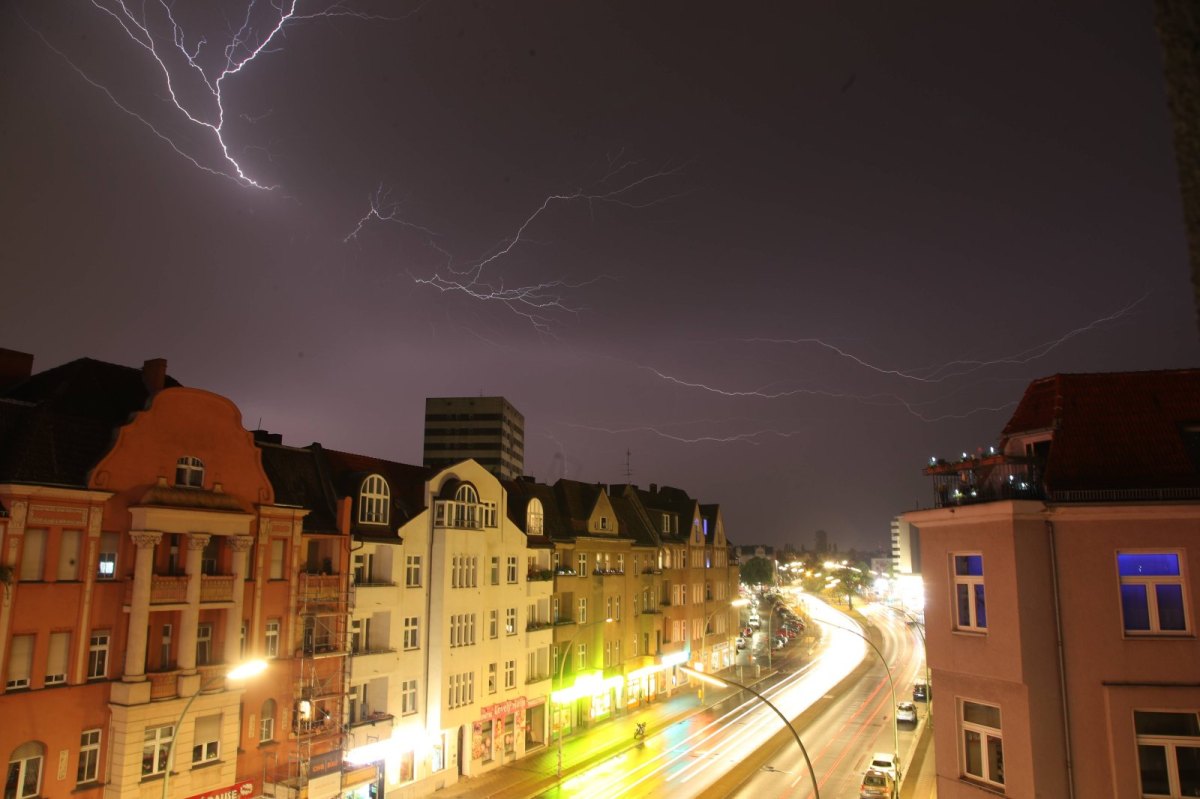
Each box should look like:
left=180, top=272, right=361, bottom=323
left=953, top=553, right=987, bottom=632
left=1118, top=552, right=1189, bottom=635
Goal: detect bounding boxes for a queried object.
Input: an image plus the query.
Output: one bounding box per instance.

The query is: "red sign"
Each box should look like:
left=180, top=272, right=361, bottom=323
left=481, top=696, right=527, bottom=721
left=184, top=780, right=255, bottom=799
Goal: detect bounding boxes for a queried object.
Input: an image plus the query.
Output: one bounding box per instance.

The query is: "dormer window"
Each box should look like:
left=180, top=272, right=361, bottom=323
left=662, top=514, right=675, bottom=535
left=359, top=475, right=390, bottom=525
left=456, top=484, right=479, bottom=505
left=598, top=516, right=610, bottom=531
left=527, top=498, right=544, bottom=536
left=175, top=456, right=204, bottom=488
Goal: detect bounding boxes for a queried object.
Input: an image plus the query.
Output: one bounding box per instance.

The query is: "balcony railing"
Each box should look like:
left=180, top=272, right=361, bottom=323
left=926, top=456, right=1044, bottom=508
left=641, top=567, right=662, bottom=575
left=433, top=499, right=497, bottom=529
left=593, top=569, right=625, bottom=577
left=553, top=567, right=577, bottom=577
left=201, top=575, right=234, bottom=602
left=526, top=620, right=553, bottom=632
left=527, top=569, right=554, bottom=582
left=347, top=712, right=393, bottom=729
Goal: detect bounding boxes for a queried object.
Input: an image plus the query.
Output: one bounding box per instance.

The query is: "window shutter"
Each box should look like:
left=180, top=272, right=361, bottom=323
left=194, top=714, right=221, bottom=744
left=46, top=633, right=70, bottom=683
left=8, top=635, right=34, bottom=685
left=57, top=530, right=81, bottom=581
left=19, top=529, right=46, bottom=581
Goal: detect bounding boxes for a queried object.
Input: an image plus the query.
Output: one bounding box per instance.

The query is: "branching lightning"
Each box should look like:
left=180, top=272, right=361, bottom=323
left=30, top=0, right=406, bottom=189
left=560, top=422, right=808, bottom=446
left=345, top=166, right=684, bottom=332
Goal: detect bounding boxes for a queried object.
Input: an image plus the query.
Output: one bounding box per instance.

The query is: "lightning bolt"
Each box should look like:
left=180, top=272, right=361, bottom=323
left=560, top=422, right=808, bottom=446
left=346, top=165, right=684, bottom=333
left=27, top=1, right=409, bottom=190
left=737, top=292, right=1149, bottom=383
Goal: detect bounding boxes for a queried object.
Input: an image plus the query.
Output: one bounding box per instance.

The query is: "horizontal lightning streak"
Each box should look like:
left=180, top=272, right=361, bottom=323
left=560, top=422, right=807, bottom=445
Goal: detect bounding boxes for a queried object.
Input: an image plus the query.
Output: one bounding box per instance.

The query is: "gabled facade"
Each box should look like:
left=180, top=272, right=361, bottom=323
left=907, top=369, right=1200, bottom=798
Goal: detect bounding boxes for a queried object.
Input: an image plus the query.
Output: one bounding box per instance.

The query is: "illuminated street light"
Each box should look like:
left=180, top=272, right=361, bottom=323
left=679, top=666, right=820, bottom=799
left=162, top=659, right=268, bottom=799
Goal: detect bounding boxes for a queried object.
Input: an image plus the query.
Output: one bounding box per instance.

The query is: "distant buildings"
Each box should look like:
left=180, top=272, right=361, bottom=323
left=889, top=516, right=919, bottom=575
left=422, top=397, right=525, bottom=482
left=0, top=351, right=739, bottom=799
left=907, top=369, right=1200, bottom=798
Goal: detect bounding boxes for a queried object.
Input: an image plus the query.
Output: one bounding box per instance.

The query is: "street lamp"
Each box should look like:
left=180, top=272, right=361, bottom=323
left=679, top=666, right=819, bottom=799
left=813, top=617, right=901, bottom=796
left=693, top=599, right=748, bottom=701
left=162, top=659, right=268, bottom=799
left=553, top=618, right=613, bottom=778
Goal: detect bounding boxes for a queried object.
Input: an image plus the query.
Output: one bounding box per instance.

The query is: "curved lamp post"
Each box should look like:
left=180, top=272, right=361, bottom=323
left=161, top=659, right=268, bottom=799
left=813, top=617, right=901, bottom=795
left=554, top=618, right=613, bottom=778
left=693, top=598, right=748, bottom=701
left=679, top=666, right=819, bottom=799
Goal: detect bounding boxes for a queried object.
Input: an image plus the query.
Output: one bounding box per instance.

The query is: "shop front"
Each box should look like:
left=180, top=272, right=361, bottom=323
left=472, top=697, right=527, bottom=769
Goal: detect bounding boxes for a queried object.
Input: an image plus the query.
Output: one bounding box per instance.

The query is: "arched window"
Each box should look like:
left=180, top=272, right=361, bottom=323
left=359, top=475, right=390, bottom=525
left=527, top=498, right=544, bottom=536
left=260, top=699, right=276, bottom=742
left=454, top=484, right=479, bottom=505
left=453, top=484, right=479, bottom=528
left=7, top=741, right=44, bottom=799
left=175, top=456, right=204, bottom=488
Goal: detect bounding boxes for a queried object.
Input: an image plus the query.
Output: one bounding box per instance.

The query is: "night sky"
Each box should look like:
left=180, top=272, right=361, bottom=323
left=3, top=1, right=1198, bottom=552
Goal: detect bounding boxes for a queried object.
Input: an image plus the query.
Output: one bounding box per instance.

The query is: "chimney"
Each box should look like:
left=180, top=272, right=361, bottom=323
left=142, top=358, right=167, bottom=395
left=0, top=349, right=34, bottom=390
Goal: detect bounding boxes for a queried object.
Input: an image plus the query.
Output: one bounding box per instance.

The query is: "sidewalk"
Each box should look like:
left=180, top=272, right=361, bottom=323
left=431, top=662, right=788, bottom=799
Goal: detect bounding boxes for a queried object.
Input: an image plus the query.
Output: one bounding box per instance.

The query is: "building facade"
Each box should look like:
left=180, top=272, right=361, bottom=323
left=906, top=369, right=1200, bottom=798
left=422, top=398, right=525, bottom=482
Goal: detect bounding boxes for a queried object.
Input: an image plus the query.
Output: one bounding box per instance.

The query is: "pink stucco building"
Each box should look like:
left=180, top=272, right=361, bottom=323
left=907, top=369, right=1200, bottom=798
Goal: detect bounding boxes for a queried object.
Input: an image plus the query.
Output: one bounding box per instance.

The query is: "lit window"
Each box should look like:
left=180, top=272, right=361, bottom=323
left=359, top=474, right=390, bottom=525
left=527, top=499, right=544, bottom=535
left=960, top=700, right=1003, bottom=788
left=505, top=608, right=517, bottom=636
left=191, top=714, right=220, bottom=764
left=141, top=726, right=173, bottom=776
left=97, top=532, right=119, bottom=579
left=77, top=729, right=101, bottom=784
left=1118, top=552, right=1189, bottom=635
left=87, top=631, right=109, bottom=680
left=7, top=741, right=44, bottom=799
left=175, top=456, right=204, bottom=488
left=952, top=554, right=987, bottom=632
left=260, top=700, right=276, bottom=742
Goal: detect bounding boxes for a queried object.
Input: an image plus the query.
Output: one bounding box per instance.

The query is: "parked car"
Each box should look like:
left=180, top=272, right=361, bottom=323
left=736, top=636, right=748, bottom=650
left=913, top=678, right=931, bottom=702
left=859, top=769, right=895, bottom=799
left=896, top=701, right=917, bottom=726
left=870, top=752, right=900, bottom=781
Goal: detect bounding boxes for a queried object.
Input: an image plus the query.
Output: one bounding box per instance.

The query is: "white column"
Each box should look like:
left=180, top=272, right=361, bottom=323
left=123, top=531, right=162, bottom=681
left=224, top=536, right=253, bottom=664
left=178, top=533, right=210, bottom=674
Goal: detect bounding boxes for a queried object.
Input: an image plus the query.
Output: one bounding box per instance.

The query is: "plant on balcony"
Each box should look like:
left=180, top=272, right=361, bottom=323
left=525, top=620, right=552, bottom=632
left=527, top=569, right=554, bottom=581
left=554, top=567, right=577, bottom=576
left=0, top=564, right=12, bottom=595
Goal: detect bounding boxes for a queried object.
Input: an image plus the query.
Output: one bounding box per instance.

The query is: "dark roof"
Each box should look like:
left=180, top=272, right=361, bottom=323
left=609, top=487, right=661, bottom=549
left=0, top=357, right=183, bottom=487
left=1001, top=369, right=1200, bottom=492
left=502, top=478, right=569, bottom=539
left=257, top=443, right=340, bottom=533
left=321, top=448, right=431, bottom=535
left=552, top=479, right=605, bottom=537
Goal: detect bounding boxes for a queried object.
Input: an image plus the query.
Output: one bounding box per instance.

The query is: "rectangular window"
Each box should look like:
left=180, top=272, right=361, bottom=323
left=19, top=529, right=46, bottom=581
left=577, top=553, right=587, bottom=575
left=615, top=596, right=621, bottom=621
left=87, top=631, right=109, bottom=680
left=578, top=598, right=587, bottom=624
left=960, top=700, right=1004, bottom=788
left=56, top=530, right=81, bottom=581
left=196, top=623, right=212, bottom=666
left=576, top=643, right=587, bottom=670
left=1118, top=552, right=1190, bottom=634
left=953, top=554, right=987, bottom=632
left=403, top=617, right=419, bottom=650
left=490, top=556, right=500, bottom=585
left=506, top=608, right=517, bottom=636
left=142, top=725, right=173, bottom=776
left=405, top=555, right=422, bottom=587
left=191, top=714, right=220, bottom=764
left=1135, top=710, right=1200, bottom=797
left=401, top=679, right=418, bottom=715
left=97, top=532, right=119, bottom=579
left=489, top=610, right=499, bottom=639
left=504, top=659, right=516, bottom=689
left=265, top=619, right=280, bottom=658
left=269, top=539, right=285, bottom=580
left=6, top=634, right=33, bottom=690
left=488, top=662, right=497, bottom=694
left=506, top=556, right=518, bottom=584
left=77, top=729, right=101, bottom=784
left=448, top=672, right=475, bottom=709
left=46, top=632, right=70, bottom=686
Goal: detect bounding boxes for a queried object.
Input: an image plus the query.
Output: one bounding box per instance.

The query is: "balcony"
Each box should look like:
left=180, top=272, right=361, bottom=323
left=298, top=573, right=344, bottom=609
left=526, top=620, right=553, bottom=632
left=553, top=567, right=577, bottom=577
left=201, top=575, right=234, bottom=602
left=350, top=648, right=398, bottom=682
left=593, top=569, right=625, bottom=577
left=925, top=456, right=1044, bottom=508
left=433, top=499, right=497, bottom=529
left=347, top=711, right=394, bottom=731
left=526, top=672, right=552, bottom=685
left=527, top=569, right=554, bottom=582
left=146, top=663, right=226, bottom=700
left=641, top=567, right=662, bottom=576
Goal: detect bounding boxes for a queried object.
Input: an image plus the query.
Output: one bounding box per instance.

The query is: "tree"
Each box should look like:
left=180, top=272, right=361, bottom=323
left=739, top=557, right=775, bottom=586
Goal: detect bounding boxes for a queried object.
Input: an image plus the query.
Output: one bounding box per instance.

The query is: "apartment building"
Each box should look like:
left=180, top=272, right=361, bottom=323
left=906, top=369, right=1200, bottom=798
left=0, top=354, right=309, bottom=799
left=422, top=397, right=525, bottom=482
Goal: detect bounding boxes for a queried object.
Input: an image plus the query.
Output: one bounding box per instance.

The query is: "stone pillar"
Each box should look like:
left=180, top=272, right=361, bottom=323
left=224, top=536, right=253, bottom=665
left=177, top=533, right=210, bottom=675
left=123, top=531, right=162, bottom=681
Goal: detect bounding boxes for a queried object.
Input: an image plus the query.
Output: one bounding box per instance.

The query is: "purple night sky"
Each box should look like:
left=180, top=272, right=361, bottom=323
left=2, top=1, right=1197, bottom=551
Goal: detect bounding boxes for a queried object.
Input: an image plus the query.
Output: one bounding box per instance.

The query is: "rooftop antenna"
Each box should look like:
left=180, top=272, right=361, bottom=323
left=622, top=449, right=633, bottom=483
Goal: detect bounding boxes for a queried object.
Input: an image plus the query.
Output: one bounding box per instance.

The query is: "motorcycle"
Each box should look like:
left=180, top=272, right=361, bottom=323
left=634, top=721, right=647, bottom=740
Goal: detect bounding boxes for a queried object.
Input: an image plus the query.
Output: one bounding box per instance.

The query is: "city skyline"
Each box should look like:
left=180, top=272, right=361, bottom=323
left=3, top=1, right=1198, bottom=551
